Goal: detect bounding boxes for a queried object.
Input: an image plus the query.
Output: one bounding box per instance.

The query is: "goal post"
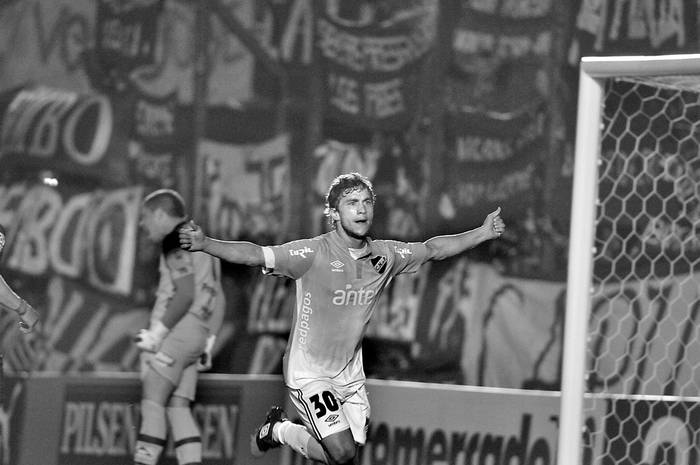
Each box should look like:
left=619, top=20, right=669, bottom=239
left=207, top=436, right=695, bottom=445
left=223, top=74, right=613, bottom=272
left=558, top=54, right=700, bottom=465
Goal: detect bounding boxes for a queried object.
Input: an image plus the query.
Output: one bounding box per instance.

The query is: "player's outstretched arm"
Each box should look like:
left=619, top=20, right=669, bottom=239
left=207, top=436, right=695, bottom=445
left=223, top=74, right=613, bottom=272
left=178, top=221, right=265, bottom=267
left=424, top=207, right=505, bottom=261
left=0, top=274, right=40, bottom=333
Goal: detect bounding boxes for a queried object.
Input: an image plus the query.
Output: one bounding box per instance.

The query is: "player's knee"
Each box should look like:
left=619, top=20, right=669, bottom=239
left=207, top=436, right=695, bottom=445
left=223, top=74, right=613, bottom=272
left=326, top=442, right=356, bottom=465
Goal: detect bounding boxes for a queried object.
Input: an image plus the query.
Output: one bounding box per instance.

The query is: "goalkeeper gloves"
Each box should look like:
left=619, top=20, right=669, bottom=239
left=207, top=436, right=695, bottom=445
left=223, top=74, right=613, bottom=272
left=197, top=334, right=216, bottom=371
left=135, top=320, right=169, bottom=352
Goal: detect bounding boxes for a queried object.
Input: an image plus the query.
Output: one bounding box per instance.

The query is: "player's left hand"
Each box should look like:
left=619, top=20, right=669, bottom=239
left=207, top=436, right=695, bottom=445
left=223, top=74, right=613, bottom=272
left=484, top=207, right=505, bottom=239
left=197, top=334, right=216, bottom=371
left=134, top=321, right=169, bottom=352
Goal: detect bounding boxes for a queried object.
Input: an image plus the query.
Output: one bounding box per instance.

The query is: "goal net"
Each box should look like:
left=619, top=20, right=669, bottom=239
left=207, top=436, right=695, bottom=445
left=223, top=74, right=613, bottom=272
left=559, top=55, right=700, bottom=465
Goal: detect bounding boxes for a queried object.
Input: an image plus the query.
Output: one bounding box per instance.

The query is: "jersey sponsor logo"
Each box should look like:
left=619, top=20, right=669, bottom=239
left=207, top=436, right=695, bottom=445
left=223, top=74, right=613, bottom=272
left=330, top=260, right=345, bottom=272
left=298, top=292, right=313, bottom=344
left=394, top=246, right=412, bottom=258
left=332, top=284, right=376, bottom=306
left=290, top=246, right=314, bottom=258
left=370, top=255, right=387, bottom=273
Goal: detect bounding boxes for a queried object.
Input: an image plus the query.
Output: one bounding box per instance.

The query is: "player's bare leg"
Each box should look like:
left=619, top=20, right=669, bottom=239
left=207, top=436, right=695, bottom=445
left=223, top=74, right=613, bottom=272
left=251, top=406, right=356, bottom=464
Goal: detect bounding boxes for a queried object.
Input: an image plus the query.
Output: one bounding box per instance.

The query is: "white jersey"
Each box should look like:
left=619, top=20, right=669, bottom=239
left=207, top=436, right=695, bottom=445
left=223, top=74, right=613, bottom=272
left=262, top=229, right=427, bottom=390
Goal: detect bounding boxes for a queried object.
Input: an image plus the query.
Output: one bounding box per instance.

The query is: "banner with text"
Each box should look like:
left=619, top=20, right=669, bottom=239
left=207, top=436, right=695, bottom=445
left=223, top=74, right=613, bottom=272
left=316, top=1, right=438, bottom=129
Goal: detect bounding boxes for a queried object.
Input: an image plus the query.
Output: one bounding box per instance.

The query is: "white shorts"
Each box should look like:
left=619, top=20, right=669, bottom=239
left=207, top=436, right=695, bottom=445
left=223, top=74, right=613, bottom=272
left=288, top=381, right=370, bottom=444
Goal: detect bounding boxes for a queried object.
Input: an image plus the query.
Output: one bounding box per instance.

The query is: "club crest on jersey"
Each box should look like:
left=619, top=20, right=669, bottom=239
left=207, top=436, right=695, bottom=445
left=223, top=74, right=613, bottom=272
left=371, top=255, right=387, bottom=273
left=290, top=246, right=314, bottom=258
left=394, top=246, right=412, bottom=258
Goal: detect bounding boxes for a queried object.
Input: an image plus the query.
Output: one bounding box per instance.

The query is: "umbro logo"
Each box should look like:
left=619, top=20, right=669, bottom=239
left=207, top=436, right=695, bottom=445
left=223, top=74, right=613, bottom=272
left=330, top=260, right=345, bottom=272
left=325, top=415, right=339, bottom=423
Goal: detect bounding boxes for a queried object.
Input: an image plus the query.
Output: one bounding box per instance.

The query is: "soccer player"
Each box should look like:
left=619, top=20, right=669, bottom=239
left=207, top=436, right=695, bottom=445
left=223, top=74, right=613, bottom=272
left=0, top=224, right=39, bottom=333
left=134, top=189, right=225, bottom=465
left=179, top=172, right=505, bottom=465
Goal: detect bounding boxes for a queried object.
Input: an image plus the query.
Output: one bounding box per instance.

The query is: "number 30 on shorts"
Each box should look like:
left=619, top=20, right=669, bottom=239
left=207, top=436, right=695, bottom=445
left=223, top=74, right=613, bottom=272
left=309, top=391, right=339, bottom=418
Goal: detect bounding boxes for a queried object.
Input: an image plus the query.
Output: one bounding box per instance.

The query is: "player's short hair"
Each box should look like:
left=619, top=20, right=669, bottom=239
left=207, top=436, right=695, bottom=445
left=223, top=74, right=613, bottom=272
left=324, top=172, right=376, bottom=223
left=143, top=189, right=186, bottom=217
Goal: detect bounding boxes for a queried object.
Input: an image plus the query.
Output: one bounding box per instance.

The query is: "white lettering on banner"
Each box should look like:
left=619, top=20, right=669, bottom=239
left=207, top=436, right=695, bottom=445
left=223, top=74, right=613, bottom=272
left=135, top=99, right=174, bottom=138
left=327, top=74, right=406, bottom=119
left=453, top=165, right=534, bottom=206
left=328, top=73, right=360, bottom=114
left=0, top=184, right=142, bottom=295
left=467, top=0, right=552, bottom=18
left=456, top=136, right=513, bottom=161
left=60, top=401, right=138, bottom=455
left=572, top=0, right=685, bottom=55
left=0, top=87, right=112, bottom=164
left=317, top=18, right=434, bottom=73
left=59, top=401, right=237, bottom=459
left=363, top=414, right=552, bottom=465
left=453, top=109, right=546, bottom=162
left=100, top=19, right=146, bottom=59
left=453, top=28, right=551, bottom=59
left=364, top=78, right=404, bottom=118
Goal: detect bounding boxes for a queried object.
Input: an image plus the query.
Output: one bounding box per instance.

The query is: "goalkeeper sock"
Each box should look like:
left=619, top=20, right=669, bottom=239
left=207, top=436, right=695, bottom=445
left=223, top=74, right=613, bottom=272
left=135, top=399, right=167, bottom=465
left=167, top=406, right=202, bottom=465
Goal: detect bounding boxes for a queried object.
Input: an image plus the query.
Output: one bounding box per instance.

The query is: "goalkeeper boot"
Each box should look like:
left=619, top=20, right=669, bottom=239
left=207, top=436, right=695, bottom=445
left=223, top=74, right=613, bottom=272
left=250, top=405, right=287, bottom=457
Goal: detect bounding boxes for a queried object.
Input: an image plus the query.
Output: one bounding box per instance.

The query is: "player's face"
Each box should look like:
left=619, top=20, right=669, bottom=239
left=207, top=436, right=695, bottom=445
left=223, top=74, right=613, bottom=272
left=139, top=206, right=164, bottom=242
left=333, top=187, right=374, bottom=245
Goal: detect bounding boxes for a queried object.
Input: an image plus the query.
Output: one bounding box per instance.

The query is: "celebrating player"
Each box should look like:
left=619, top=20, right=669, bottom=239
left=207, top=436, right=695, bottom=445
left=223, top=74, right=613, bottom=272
left=134, top=189, right=225, bottom=465
left=0, top=224, right=39, bottom=334
left=179, top=172, right=505, bottom=465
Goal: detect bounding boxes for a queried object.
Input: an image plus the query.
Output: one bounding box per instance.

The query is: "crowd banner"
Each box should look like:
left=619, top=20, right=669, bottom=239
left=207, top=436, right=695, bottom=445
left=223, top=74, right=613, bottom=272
left=316, top=1, right=439, bottom=130
left=0, top=86, right=128, bottom=183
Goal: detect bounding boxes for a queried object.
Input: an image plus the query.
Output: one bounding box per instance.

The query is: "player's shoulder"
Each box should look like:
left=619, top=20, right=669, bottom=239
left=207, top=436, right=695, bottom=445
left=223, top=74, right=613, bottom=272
left=272, top=234, right=327, bottom=261
left=371, top=238, right=424, bottom=258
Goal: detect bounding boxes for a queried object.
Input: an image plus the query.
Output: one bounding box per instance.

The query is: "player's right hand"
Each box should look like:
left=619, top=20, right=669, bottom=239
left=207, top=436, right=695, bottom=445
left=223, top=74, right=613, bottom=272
left=18, top=301, right=40, bottom=334
left=179, top=221, right=205, bottom=251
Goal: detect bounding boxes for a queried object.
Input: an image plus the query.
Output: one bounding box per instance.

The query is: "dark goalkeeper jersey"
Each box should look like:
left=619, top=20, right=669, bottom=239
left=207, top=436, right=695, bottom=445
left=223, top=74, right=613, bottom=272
left=262, top=229, right=428, bottom=390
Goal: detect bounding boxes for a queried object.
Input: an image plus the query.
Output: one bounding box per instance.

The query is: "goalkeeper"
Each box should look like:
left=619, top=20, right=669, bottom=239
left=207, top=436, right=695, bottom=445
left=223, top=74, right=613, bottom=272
left=133, top=189, right=225, bottom=465
left=0, top=224, right=39, bottom=333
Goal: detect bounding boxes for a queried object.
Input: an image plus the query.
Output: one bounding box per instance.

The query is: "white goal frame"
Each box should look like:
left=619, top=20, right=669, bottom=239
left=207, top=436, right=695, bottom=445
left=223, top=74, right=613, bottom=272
left=557, top=53, right=700, bottom=465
